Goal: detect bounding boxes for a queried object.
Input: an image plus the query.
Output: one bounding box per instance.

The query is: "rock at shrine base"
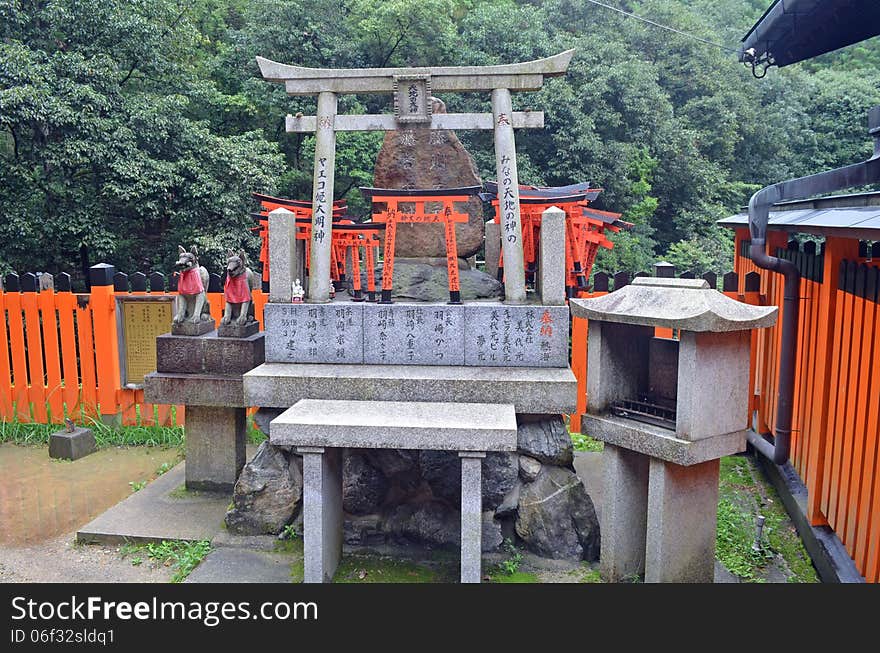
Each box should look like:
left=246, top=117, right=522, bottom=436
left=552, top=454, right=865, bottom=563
left=365, top=259, right=502, bottom=303
left=171, top=319, right=216, bottom=336
left=217, top=321, right=259, bottom=338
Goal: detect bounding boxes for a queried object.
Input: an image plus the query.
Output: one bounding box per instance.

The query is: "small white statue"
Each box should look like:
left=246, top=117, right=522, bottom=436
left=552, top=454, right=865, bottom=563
left=329, top=280, right=336, bottom=299
left=292, top=278, right=305, bottom=303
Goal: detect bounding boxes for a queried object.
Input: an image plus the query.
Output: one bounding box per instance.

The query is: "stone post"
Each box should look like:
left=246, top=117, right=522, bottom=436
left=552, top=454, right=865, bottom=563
left=308, top=91, right=337, bottom=303
left=268, top=207, right=296, bottom=303
left=184, top=406, right=246, bottom=492
left=299, top=446, right=343, bottom=583
left=491, top=88, right=526, bottom=304
left=537, top=206, right=566, bottom=305
left=459, top=452, right=485, bottom=583
left=645, top=457, right=720, bottom=583
left=600, top=444, right=649, bottom=581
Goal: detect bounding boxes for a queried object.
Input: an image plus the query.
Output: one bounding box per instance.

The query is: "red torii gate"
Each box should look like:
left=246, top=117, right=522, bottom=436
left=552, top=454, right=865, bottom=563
left=482, top=182, right=632, bottom=297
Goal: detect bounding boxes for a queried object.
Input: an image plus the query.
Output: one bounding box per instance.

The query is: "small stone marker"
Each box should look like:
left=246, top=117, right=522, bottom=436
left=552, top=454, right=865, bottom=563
left=49, top=419, right=97, bottom=461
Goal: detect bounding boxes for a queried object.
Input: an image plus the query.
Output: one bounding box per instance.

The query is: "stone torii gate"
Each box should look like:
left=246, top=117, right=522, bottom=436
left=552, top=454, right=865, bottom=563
left=257, top=50, right=575, bottom=304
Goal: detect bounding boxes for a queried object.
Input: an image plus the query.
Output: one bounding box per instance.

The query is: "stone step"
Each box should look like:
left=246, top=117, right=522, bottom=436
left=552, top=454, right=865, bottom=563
left=270, top=399, right=517, bottom=452
left=244, top=362, right=576, bottom=415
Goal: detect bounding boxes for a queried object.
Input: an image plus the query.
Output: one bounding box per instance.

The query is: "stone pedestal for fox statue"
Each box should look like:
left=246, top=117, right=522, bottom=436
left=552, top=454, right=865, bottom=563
left=218, top=249, right=259, bottom=338
left=172, top=245, right=215, bottom=336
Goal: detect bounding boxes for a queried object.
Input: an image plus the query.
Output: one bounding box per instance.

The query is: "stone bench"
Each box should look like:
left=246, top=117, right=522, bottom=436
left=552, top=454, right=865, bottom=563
left=270, top=398, right=518, bottom=583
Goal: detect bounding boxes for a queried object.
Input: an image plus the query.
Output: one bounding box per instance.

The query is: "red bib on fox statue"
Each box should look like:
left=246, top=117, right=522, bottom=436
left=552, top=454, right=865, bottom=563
left=178, top=267, right=204, bottom=295
left=224, top=273, right=251, bottom=303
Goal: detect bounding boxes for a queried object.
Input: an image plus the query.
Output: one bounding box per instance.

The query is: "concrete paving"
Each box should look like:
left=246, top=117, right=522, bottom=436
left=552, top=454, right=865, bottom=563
left=76, top=462, right=230, bottom=545
left=185, top=547, right=299, bottom=583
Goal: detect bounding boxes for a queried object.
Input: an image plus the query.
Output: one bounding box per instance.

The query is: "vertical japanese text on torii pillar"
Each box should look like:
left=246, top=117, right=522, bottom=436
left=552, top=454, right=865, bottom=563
left=314, top=157, right=328, bottom=245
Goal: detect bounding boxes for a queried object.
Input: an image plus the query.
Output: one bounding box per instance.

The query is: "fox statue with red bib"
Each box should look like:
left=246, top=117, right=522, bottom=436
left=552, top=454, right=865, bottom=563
left=173, top=245, right=211, bottom=326
left=221, top=249, right=257, bottom=327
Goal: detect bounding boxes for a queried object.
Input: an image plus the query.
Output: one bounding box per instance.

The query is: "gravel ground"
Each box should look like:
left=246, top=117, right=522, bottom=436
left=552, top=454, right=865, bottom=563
left=0, top=533, right=173, bottom=584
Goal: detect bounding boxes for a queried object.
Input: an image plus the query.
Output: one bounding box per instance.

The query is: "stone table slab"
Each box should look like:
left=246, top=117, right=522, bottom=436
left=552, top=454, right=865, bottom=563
left=271, top=399, right=517, bottom=451
left=244, top=363, right=577, bottom=414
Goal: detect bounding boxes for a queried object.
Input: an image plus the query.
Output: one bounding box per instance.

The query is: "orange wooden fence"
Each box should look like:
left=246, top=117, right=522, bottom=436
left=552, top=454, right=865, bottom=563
left=0, top=268, right=267, bottom=427
left=735, top=230, right=880, bottom=582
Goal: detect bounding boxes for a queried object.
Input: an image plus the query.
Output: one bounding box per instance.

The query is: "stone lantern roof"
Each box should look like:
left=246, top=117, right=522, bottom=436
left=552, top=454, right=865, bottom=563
left=569, top=277, right=777, bottom=332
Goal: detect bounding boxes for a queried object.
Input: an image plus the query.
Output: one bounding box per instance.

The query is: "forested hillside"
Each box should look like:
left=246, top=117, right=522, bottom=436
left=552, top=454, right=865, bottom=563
left=2, top=0, right=879, bottom=281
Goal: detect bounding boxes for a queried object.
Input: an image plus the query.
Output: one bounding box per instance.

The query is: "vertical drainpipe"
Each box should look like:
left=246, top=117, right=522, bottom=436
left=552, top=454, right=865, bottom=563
left=746, top=105, right=880, bottom=465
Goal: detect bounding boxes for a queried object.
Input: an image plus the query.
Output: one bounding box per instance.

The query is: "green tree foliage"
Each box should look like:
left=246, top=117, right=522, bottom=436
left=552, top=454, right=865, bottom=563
left=2, top=0, right=879, bottom=279
left=0, top=0, right=283, bottom=279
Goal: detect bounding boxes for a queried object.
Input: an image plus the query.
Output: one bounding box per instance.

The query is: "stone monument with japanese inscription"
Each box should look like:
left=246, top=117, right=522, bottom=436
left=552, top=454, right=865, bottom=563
left=233, top=51, right=599, bottom=584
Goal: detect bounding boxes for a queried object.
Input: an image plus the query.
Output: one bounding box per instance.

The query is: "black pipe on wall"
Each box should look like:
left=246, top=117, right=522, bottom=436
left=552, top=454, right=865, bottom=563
left=746, top=105, right=880, bottom=466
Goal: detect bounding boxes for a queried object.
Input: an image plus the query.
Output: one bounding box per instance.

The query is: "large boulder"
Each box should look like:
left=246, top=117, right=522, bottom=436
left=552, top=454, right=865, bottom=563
left=368, top=259, right=503, bottom=302
left=343, top=450, right=389, bottom=515
left=517, top=415, right=574, bottom=466
left=385, top=501, right=460, bottom=547
left=225, top=442, right=302, bottom=535
left=515, top=466, right=600, bottom=560
left=419, top=450, right=460, bottom=504
left=419, top=450, right=518, bottom=510
left=482, top=452, right=519, bottom=511
left=372, top=98, right=485, bottom=259
left=482, top=512, right=503, bottom=552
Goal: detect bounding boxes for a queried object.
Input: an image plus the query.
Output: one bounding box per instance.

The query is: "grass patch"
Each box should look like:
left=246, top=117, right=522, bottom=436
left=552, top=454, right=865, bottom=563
left=155, top=461, right=174, bottom=476
left=119, top=539, right=211, bottom=583
left=247, top=415, right=267, bottom=445
left=332, top=554, right=455, bottom=583
left=570, top=432, right=604, bottom=452
left=0, top=418, right=183, bottom=449
left=129, top=480, right=147, bottom=493
left=716, top=455, right=818, bottom=583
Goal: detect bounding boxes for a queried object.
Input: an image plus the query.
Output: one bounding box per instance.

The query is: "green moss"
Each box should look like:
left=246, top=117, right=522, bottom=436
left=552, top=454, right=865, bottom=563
left=332, top=554, right=455, bottom=583
left=578, top=566, right=603, bottom=583
left=290, top=559, right=304, bottom=583
left=168, top=484, right=204, bottom=499
left=488, top=570, right=539, bottom=583
left=274, top=537, right=304, bottom=556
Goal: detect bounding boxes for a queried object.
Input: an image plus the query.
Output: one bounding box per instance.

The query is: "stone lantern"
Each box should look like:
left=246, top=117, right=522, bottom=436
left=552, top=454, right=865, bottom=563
left=570, top=277, right=777, bottom=582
